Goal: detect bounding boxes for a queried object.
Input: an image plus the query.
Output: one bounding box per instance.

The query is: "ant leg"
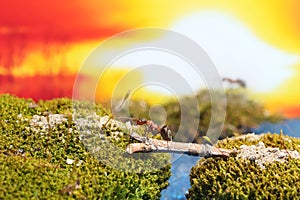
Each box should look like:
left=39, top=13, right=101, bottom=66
left=143, top=125, right=148, bottom=144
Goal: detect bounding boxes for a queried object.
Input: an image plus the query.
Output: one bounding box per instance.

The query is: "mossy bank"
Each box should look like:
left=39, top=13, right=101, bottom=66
left=188, top=133, right=300, bottom=199
left=0, top=94, right=171, bottom=199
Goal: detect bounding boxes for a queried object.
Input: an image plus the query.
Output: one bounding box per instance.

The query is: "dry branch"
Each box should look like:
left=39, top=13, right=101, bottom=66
left=126, top=132, right=235, bottom=157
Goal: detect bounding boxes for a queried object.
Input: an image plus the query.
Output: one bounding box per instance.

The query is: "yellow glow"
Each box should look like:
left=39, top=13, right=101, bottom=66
left=8, top=40, right=98, bottom=77
left=100, top=0, right=300, bottom=52
left=131, top=89, right=174, bottom=105
left=259, top=61, right=300, bottom=113
left=95, top=68, right=142, bottom=102
left=89, top=0, right=300, bottom=114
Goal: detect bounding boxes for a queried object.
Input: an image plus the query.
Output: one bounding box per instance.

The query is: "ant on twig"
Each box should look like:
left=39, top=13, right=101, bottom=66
left=104, top=89, right=172, bottom=146
left=119, top=117, right=172, bottom=142
left=104, top=115, right=173, bottom=148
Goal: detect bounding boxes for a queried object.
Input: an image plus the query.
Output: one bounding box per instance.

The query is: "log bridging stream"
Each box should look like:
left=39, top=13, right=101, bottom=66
left=126, top=132, right=235, bottom=157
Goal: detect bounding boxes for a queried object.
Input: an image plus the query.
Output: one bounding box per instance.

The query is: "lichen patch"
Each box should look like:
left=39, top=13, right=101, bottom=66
left=237, top=141, right=300, bottom=169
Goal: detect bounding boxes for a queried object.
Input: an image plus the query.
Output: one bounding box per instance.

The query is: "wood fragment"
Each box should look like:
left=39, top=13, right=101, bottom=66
left=126, top=132, right=235, bottom=157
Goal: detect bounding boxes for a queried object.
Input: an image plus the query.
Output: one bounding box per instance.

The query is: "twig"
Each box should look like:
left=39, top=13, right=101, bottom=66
left=126, top=132, right=235, bottom=157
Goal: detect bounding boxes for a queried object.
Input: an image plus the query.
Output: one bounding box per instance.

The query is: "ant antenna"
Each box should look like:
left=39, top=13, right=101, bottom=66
left=116, top=89, right=131, bottom=112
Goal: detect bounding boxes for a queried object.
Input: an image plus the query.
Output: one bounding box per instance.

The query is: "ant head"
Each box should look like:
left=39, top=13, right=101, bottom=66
left=140, top=118, right=148, bottom=123
left=160, top=125, right=172, bottom=141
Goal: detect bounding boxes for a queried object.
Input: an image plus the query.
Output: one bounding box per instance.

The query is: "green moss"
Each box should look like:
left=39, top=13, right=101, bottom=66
left=188, top=133, right=300, bottom=199
left=0, top=94, right=170, bottom=199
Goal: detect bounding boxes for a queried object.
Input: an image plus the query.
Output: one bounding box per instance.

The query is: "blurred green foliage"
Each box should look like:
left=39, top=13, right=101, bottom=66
left=188, top=133, right=300, bottom=199
left=126, top=89, right=282, bottom=143
left=0, top=94, right=170, bottom=199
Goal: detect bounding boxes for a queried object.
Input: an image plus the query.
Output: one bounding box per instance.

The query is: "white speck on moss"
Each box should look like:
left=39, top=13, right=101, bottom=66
left=66, top=158, right=75, bottom=165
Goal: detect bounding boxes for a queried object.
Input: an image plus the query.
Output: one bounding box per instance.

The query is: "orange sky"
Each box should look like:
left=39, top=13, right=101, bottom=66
left=1, top=0, right=300, bottom=117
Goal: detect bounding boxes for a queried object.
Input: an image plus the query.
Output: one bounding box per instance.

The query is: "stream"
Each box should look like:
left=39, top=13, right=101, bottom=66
left=160, top=118, right=300, bottom=199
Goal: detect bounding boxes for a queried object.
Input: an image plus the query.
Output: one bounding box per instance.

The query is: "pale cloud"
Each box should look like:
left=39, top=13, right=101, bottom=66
left=170, top=11, right=299, bottom=92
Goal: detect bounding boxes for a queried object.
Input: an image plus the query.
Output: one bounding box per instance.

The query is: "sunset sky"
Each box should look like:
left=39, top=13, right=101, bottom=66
left=1, top=0, right=300, bottom=117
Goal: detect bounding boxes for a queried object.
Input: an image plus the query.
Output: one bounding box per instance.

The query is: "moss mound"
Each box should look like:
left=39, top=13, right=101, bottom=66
left=188, top=133, right=300, bottom=199
left=0, top=94, right=171, bottom=199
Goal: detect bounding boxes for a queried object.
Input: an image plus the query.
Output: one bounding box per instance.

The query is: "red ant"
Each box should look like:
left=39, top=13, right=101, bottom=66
left=131, top=118, right=160, bottom=132
left=120, top=117, right=172, bottom=147
left=109, top=90, right=172, bottom=144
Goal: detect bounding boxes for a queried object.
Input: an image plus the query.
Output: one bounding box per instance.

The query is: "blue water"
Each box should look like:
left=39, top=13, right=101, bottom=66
left=160, top=154, right=200, bottom=200
left=160, top=119, right=300, bottom=199
left=252, top=118, right=300, bottom=138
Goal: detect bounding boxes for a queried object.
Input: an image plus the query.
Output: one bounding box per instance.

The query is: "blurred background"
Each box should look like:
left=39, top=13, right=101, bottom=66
left=2, top=1, right=300, bottom=199
left=1, top=0, right=300, bottom=124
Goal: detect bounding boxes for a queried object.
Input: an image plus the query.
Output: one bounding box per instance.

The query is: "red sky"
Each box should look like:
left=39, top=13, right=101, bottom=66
left=0, top=0, right=125, bottom=40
